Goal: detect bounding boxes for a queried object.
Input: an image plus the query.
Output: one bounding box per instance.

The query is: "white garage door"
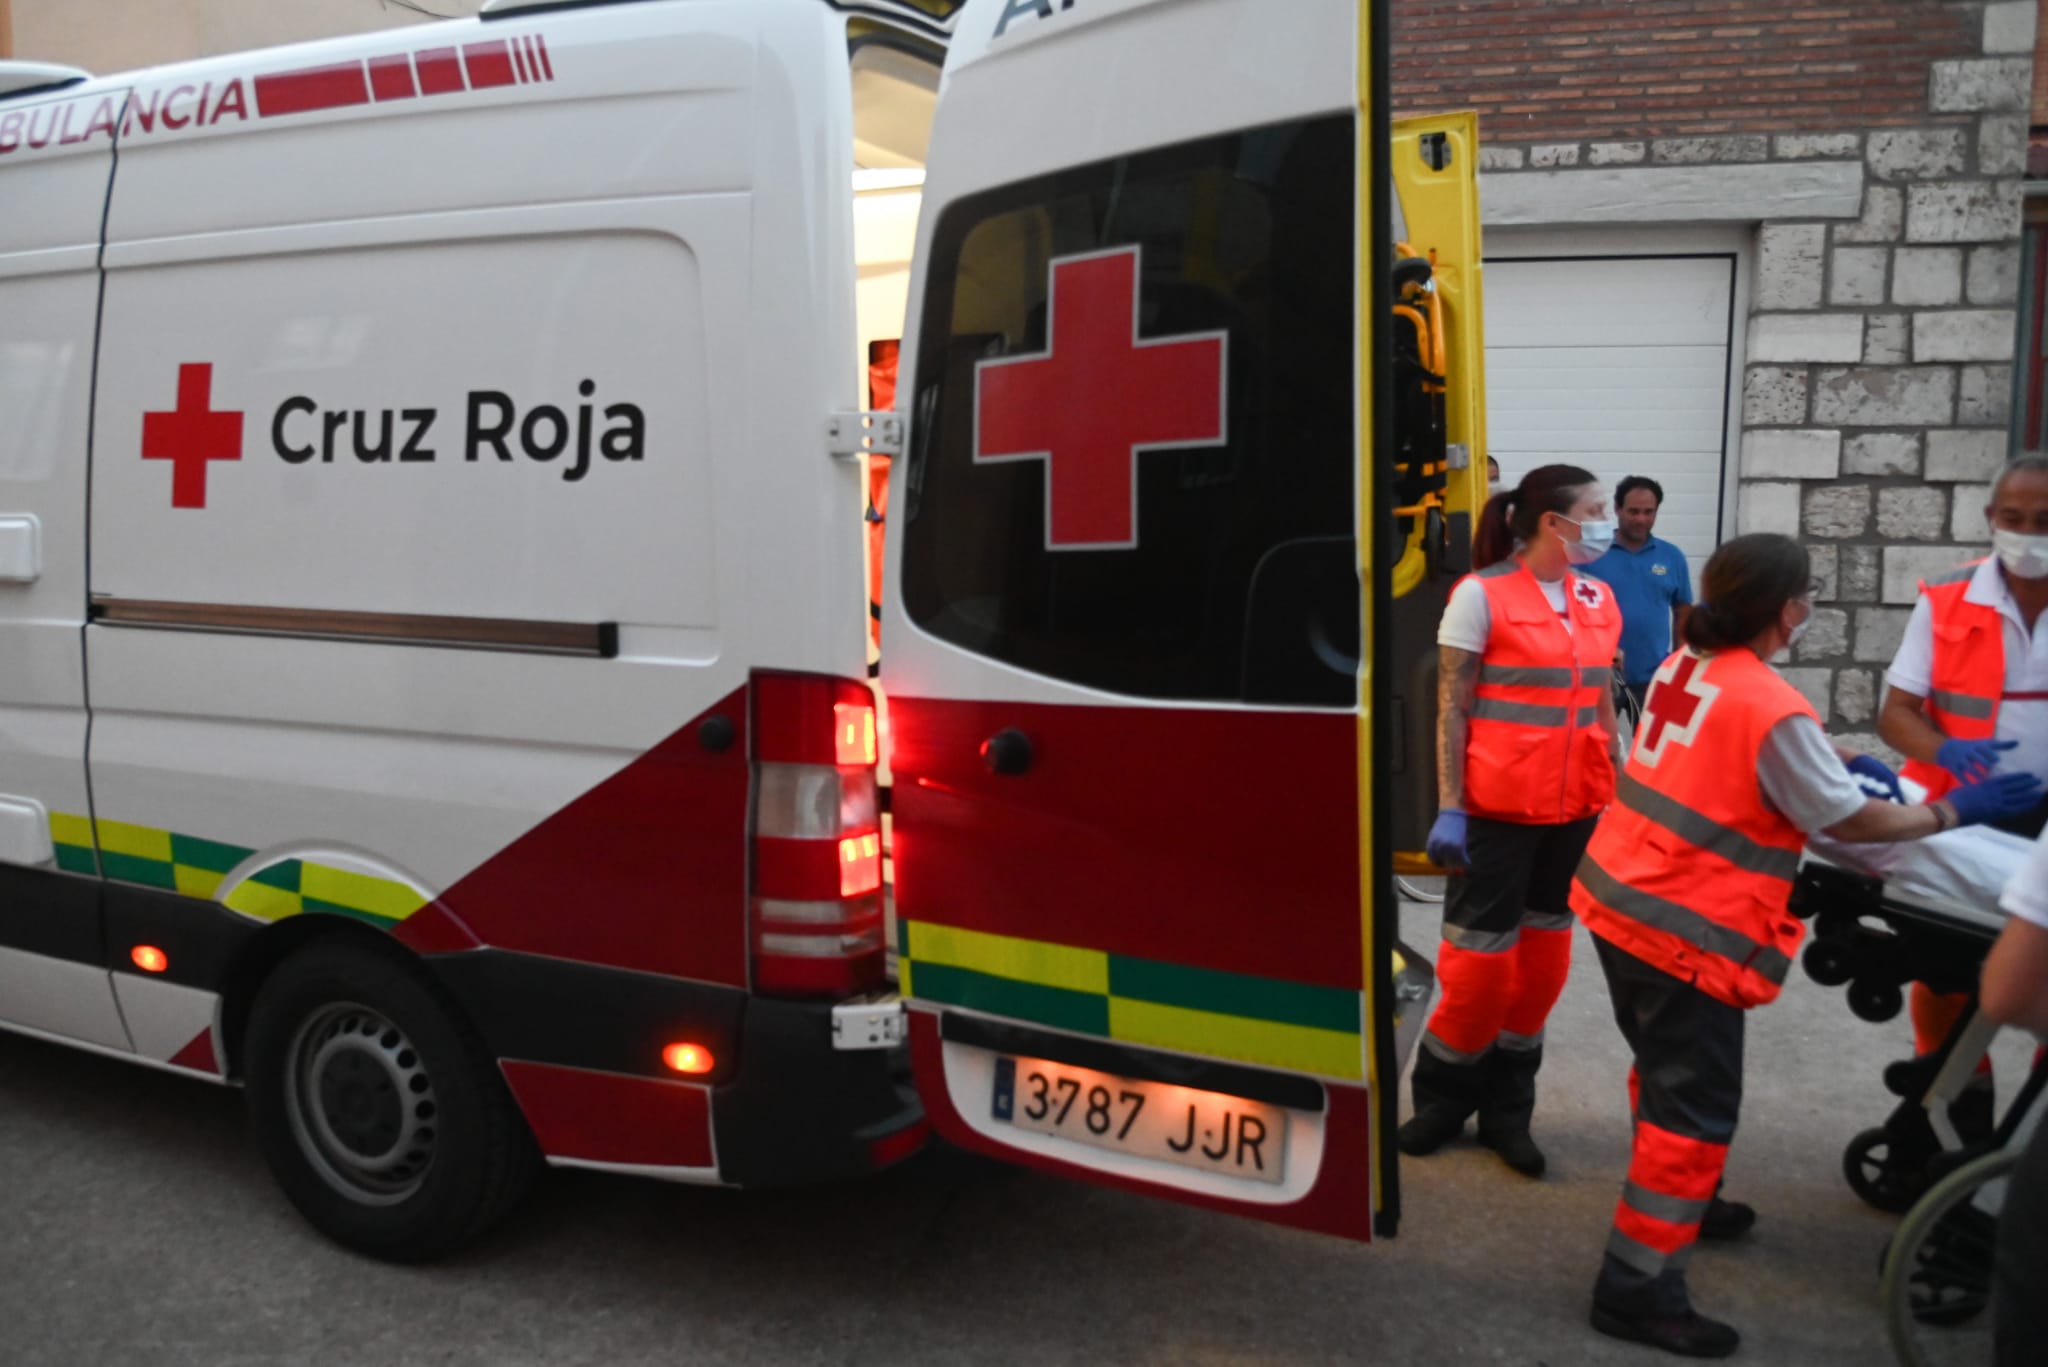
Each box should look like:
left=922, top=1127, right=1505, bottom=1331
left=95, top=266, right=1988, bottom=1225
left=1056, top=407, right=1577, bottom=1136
left=1483, top=254, right=1736, bottom=586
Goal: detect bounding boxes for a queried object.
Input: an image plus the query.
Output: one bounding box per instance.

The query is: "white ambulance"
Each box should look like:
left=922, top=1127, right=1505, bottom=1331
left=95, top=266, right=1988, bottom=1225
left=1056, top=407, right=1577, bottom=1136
left=0, top=0, right=1485, bottom=1258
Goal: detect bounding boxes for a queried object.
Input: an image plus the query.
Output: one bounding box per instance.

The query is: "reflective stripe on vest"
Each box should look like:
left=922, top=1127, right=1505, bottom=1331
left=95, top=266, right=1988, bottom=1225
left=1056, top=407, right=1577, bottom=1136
left=1928, top=687, right=1996, bottom=720
left=1899, top=564, right=2004, bottom=801
left=1577, top=856, right=1793, bottom=987
left=1461, top=562, right=1625, bottom=823
left=1569, top=647, right=1811, bottom=1009
left=1614, top=772, right=1802, bottom=881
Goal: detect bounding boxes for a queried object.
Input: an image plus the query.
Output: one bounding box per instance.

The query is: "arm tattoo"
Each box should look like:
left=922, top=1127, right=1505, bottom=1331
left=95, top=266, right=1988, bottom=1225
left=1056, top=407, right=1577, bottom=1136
left=1437, top=646, right=1479, bottom=809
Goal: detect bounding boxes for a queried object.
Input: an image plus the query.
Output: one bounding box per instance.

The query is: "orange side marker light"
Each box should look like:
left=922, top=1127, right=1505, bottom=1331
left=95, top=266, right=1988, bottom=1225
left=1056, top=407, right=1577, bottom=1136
left=663, top=1042, right=714, bottom=1075
left=131, top=945, right=169, bottom=973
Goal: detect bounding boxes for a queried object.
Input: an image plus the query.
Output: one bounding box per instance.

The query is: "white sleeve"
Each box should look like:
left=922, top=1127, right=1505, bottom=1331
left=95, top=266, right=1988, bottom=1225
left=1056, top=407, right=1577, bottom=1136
left=1755, top=715, right=1870, bottom=834
left=1437, top=577, right=1491, bottom=654
left=2001, top=832, right=2048, bottom=930
left=1884, top=595, right=1937, bottom=697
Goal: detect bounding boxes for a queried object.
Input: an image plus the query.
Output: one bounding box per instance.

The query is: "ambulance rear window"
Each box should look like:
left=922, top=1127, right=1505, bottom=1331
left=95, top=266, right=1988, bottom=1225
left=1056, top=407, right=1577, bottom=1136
left=901, top=116, right=1358, bottom=706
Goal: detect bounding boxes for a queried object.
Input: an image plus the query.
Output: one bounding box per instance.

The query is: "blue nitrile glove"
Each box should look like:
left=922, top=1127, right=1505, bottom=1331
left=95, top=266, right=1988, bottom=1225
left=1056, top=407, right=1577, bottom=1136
left=1844, top=754, right=1904, bottom=803
left=1946, top=770, right=2047, bottom=828
left=1937, top=737, right=2019, bottom=783
left=1426, top=808, right=1469, bottom=870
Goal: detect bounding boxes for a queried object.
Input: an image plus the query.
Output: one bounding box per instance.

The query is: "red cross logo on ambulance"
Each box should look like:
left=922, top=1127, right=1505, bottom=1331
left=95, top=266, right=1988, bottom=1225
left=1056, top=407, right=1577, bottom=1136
left=972, top=246, right=1228, bottom=550
left=1633, top=652, right=1721, bottom=768
left=142, top=362, right=244, bottom=510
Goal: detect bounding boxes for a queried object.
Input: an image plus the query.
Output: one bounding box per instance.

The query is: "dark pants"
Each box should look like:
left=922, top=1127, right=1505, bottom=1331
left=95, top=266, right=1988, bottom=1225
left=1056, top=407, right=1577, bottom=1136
left=1996, top=1108, right=2048, bottom=1365
left=1413, top=814, right=1598, bottom=1134
left=1591, top=933, right=1747, bottom=1317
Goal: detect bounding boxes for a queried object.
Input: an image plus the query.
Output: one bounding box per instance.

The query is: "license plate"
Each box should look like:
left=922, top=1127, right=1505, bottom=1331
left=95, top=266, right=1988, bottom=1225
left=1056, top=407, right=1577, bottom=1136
left=991, top=1055, right=1286, bottom=1185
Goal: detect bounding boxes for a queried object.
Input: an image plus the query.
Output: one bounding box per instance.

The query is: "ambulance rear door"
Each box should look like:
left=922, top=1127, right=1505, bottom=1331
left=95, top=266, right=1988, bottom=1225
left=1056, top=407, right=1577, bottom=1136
left=884, top=0, right=1400, bottom=1240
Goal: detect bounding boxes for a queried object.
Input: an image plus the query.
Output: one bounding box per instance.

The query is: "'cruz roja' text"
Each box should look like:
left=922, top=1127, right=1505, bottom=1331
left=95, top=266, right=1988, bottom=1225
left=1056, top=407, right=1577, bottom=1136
left=271, top=380, right=645, bottom=483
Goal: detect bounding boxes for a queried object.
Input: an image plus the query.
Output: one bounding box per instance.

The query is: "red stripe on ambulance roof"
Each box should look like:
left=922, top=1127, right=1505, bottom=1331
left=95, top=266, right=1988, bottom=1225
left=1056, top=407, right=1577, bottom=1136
left=366, top=52, right=417, bottom=102
left=254, top=60, right=371, bottom=117
left=535, top=33, right=556, bottom=81
left=463, top=40, right=517, bottom=90
left=414, top=45, right=465, bottom=95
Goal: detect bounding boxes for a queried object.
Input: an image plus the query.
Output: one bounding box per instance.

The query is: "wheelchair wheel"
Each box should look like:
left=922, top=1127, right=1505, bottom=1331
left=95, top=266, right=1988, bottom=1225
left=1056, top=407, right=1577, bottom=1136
left=1846, top=1126, right=1931, bottom=1214
left=1394, top=877, right=1445, bottom=904
left=1880, top=1144, right=2017, bottom=1367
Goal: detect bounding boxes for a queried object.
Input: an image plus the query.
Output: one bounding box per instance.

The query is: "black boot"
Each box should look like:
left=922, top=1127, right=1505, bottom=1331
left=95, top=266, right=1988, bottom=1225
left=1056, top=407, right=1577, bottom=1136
left=1698, top=1195, right=1756, bottom=1241
left=1402, top=1043, right=1484, bottom=1156
left=1590, top=1303, right=1741, bottom=1358
left=1478, top=1043, right=1546, bottom=1178
left=1397, top=1106, right=1467, bottom=1155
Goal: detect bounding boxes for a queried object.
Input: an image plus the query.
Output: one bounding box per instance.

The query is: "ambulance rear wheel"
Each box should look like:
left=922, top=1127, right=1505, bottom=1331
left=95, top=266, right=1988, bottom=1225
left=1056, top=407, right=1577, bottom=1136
left=244, top=937, right=538, bottom=1261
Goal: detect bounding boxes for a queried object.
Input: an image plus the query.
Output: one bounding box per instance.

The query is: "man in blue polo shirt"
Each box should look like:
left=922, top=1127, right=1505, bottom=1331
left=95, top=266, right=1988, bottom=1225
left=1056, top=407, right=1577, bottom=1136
left=1584, top=474, right=1694, bottom=706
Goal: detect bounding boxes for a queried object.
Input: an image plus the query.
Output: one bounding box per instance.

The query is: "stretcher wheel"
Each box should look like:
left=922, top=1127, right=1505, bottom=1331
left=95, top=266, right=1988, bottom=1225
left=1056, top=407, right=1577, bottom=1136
left=1844, top=1126, right=1929, bottom=1214
left=1848, top=978, right=1904, bottom=1023
left=1802, top=939, right=1854, bottom=988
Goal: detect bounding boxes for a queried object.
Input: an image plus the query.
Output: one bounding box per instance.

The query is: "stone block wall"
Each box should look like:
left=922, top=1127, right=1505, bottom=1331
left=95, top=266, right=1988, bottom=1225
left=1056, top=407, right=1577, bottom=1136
left=1394, top=1, right=2034, bottom=757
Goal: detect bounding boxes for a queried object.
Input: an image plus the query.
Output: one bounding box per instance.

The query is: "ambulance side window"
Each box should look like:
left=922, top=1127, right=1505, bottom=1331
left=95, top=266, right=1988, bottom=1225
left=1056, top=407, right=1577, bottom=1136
left=902, top=116, right=1358, bottom=706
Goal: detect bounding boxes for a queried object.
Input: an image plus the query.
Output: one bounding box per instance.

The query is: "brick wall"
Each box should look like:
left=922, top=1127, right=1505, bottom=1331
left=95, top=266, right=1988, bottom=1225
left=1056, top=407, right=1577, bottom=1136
left=1409, top=1, right=2035, bottom=758
left=1393, top=0, right=1987, bottom=144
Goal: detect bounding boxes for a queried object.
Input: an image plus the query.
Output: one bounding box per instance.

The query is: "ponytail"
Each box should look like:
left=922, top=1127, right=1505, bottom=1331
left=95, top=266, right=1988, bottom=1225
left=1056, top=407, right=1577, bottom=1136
left=1683, top=533, right=1810, bottom=652
left=1472, top=463, right=1598, bottom=569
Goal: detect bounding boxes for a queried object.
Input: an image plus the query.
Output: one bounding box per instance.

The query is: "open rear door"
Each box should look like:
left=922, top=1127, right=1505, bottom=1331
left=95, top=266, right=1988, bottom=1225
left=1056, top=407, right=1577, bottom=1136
left=884, top=0, right=1402, bottom=1240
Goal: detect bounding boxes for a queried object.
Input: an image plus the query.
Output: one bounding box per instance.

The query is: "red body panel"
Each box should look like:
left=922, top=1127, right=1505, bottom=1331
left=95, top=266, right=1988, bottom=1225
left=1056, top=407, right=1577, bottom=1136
left=501, top=1060, right=715, bottom=1168
left=430, top=685, right=751, bottom=987
left=890, top=696, right=1362, bottom=988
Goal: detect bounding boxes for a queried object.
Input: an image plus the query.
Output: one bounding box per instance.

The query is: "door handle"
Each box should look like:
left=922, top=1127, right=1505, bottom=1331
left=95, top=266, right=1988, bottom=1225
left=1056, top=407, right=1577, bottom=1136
left=980, top=728, right=1033, bottom=776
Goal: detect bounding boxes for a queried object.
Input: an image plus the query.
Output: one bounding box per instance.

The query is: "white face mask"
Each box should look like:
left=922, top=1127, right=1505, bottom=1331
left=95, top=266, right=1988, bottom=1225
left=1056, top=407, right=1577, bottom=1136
left=1488, top=480, right=1503, bottom=498
left=1993, top=528, right=2048, bottom=579
left=1561, top=515, right=1617, bottom=564
left=1785, top=601, right=1814, bottom=649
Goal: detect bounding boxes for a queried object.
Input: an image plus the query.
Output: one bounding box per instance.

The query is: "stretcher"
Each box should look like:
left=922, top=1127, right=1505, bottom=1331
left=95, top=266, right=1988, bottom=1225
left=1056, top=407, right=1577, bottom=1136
left=1790, top=814, right=2034, bottom=1212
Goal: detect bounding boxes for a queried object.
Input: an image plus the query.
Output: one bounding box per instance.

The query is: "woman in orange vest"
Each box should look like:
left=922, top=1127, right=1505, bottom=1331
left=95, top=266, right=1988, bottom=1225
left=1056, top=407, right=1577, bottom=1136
left=1401, top=463, right=1625, bottom=1178
left=1570, top=532, right=2043, bottom=1358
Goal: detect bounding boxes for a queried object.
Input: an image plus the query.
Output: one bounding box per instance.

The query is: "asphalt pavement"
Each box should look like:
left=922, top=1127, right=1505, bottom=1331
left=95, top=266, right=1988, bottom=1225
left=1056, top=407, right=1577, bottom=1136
left=1, top=891, right=2030, bottom=1366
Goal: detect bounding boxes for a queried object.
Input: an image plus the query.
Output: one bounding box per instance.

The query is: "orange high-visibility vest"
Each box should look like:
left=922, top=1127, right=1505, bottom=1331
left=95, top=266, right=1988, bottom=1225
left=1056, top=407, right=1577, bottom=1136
left=1897, top=562, right=2004, bottom=800
left=1569, top=646, right=1812, bottom=1009
left=1462, top=560, right=1624, bottom=824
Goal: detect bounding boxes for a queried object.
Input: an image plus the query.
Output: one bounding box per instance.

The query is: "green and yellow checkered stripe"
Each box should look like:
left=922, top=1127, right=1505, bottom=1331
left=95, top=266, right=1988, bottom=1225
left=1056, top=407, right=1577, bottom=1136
left=899, top=920, right=1364, bottom=1080
left=50, top=813, right=429, bottom=930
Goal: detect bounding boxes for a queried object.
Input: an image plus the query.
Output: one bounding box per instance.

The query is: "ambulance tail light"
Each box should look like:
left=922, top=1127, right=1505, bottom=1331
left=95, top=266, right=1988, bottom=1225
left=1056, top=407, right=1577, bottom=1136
left=750, top=673, right=885, bottom=998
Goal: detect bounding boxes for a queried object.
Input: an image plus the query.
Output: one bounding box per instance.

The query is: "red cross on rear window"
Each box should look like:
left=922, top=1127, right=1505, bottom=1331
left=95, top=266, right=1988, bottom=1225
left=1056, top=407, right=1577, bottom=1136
left=142, top=362, right=244, bottom=510
left=973, top=246, right=1227, bottom=551
left=1635, top=651, right=1721, bottom=767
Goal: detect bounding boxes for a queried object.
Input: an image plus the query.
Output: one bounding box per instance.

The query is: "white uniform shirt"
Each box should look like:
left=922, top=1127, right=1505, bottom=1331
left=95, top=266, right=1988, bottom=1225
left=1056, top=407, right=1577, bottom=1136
left=1754, top=713, right=1868, bottom=834
left=2001, top=830, right=2048, bottom=930
left=1438, top=569, right=1572, bottom=652
left=1886, top=557, right=2048, bottom=784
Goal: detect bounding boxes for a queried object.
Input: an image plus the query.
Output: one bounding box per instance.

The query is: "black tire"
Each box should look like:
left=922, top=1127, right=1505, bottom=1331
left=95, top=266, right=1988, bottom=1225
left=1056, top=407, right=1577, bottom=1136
left=244, top=936, right=539, bottom=1261
left=1880, top=1145, right=2017, bottom=1367
left=1846, top=1126, right=1930, bottom=1214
